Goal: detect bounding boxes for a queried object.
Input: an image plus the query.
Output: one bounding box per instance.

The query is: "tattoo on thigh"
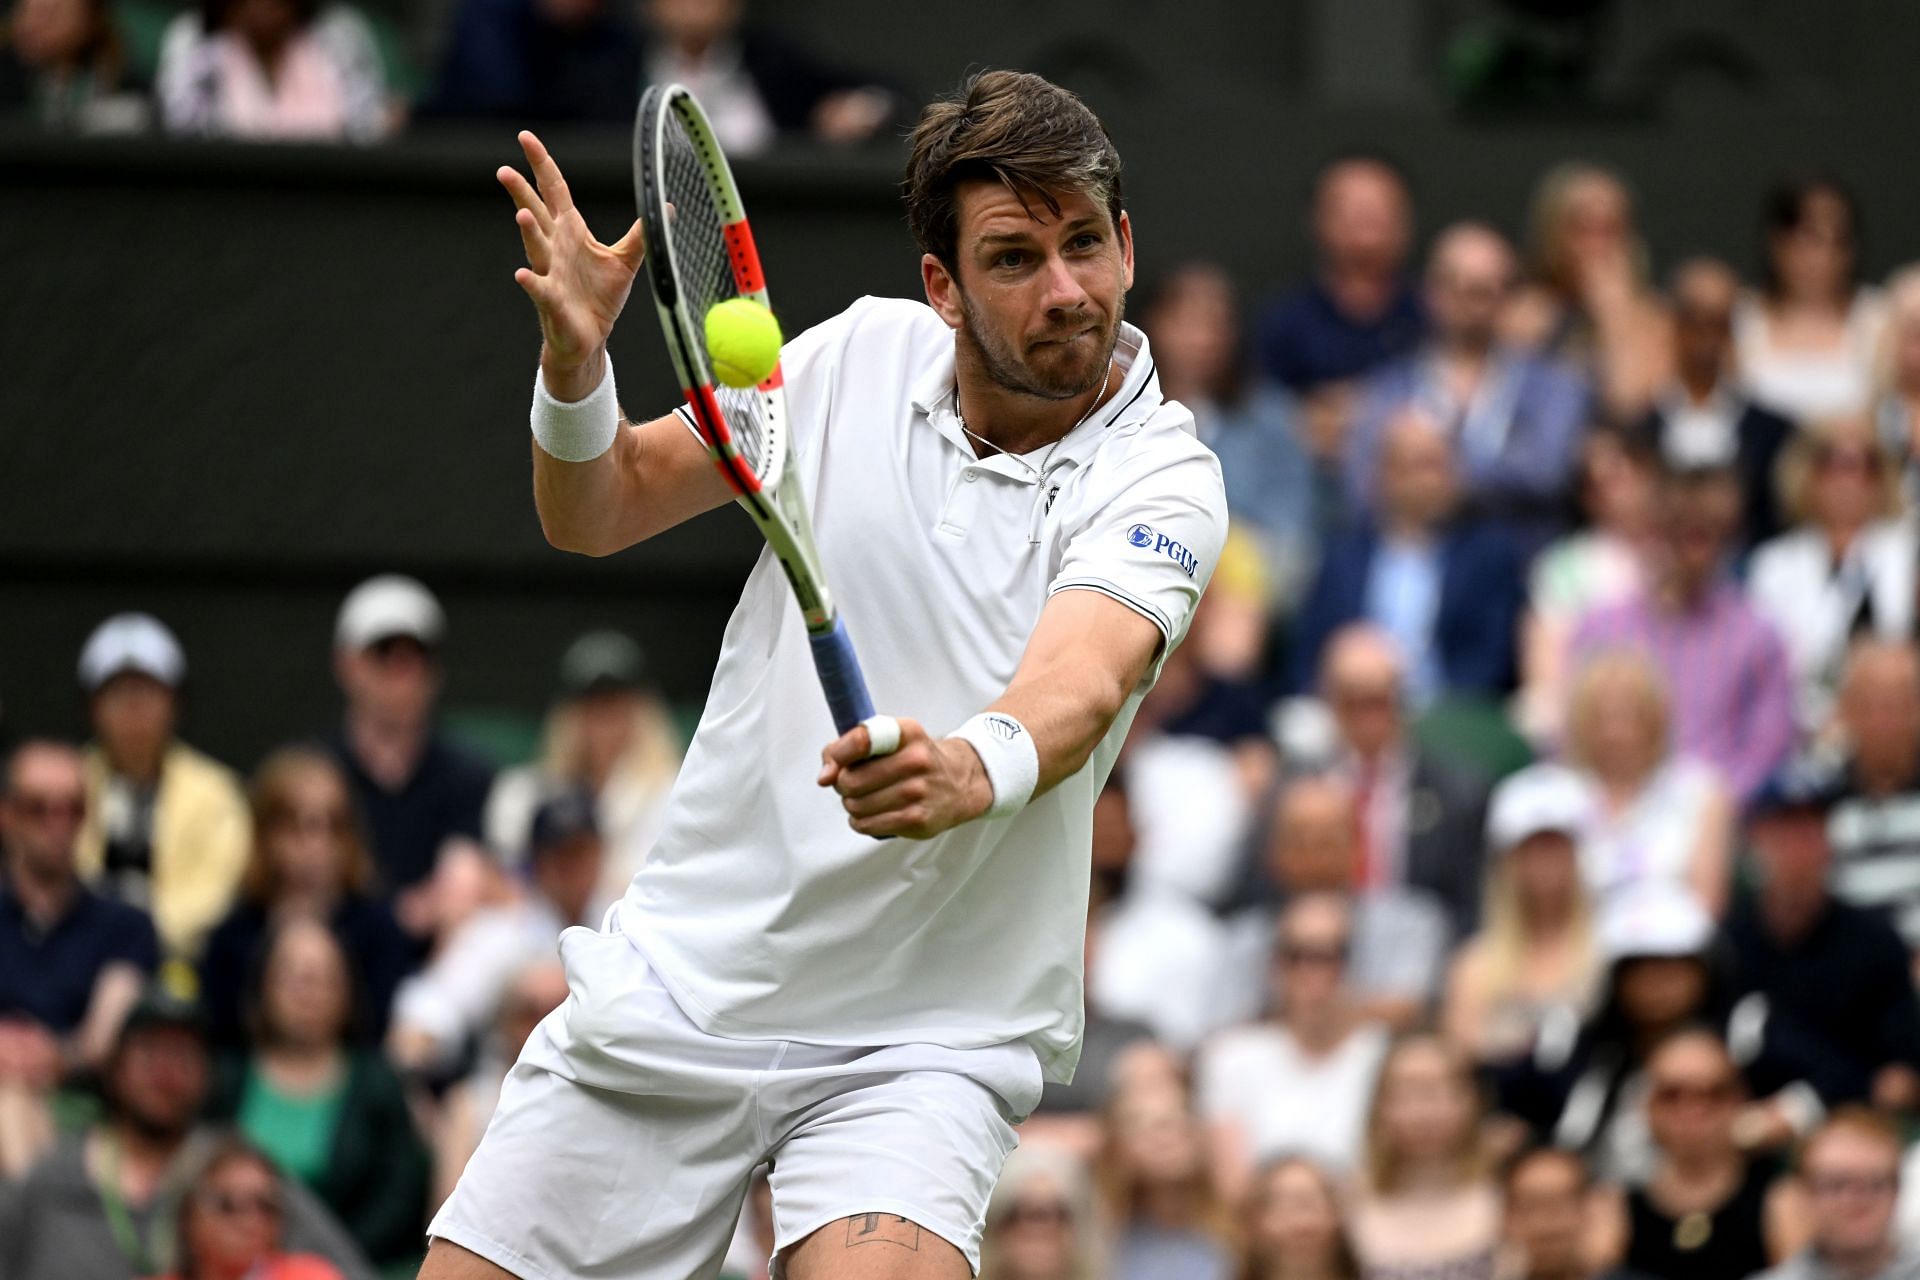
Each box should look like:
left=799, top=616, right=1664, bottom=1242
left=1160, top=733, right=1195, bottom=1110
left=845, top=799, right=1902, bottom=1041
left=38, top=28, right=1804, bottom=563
left=845, top=1213, right=922, bottom=1252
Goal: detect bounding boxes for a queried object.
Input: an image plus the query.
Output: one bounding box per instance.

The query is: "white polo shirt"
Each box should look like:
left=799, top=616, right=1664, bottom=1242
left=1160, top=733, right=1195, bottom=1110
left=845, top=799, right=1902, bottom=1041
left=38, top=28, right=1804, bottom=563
left=619, top=296, right=1227, bottom=1082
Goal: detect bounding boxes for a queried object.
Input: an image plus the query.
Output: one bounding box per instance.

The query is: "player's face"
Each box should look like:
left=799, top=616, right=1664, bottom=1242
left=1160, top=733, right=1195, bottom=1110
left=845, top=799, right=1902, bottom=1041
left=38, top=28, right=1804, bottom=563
left=931, top=179, right=1133, bottom=401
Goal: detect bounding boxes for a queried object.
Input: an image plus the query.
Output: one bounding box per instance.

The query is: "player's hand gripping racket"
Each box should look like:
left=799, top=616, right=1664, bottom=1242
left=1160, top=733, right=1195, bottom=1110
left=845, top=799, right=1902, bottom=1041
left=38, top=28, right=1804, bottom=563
left=633, top=84, right=884, bottom=745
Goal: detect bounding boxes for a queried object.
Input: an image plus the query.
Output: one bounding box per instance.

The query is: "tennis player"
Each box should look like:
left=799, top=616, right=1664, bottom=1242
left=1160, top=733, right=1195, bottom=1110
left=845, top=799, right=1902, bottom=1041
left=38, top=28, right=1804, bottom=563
left=425, top=69, right=1227, bottom=1280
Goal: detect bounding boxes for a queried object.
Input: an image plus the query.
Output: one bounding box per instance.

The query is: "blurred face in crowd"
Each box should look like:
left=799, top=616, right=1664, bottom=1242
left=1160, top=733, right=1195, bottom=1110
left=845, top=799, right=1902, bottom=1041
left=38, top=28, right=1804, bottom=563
left=1425, top=224, right=1515, bottom=351
left=1770, top=186, right=1856, bottom=305
left=1504, top=1150, right=1589, bottom=1280
left=1803, top=1125, right=1902, bottom=1263
left=573, top=688, right=641, bottom=785
left=927, top=180, right=1133, bottom=405
left=1315, top=160, right=1411, bottom=280
left=9, top=0, right=96, bottom=67
left=1645, top=1033, right=1743, bottom=1161
left=497, top=963, right=569, bottom=1060
left=1615, top=956, right=1708, bottom=1032
left=1550, top=171, right=1632, bottom=281
left=1377, top=411, right=1458, bottom=534
left=1322, top=627, right=1405, bottom=761
left=1274, top=895, right=1352, bottom=1019
left=1269, top=779, right=1359, bottom=893
left=335, top=634, right=440, bottom=731
left=1509, top=831, right=1581, bottom=924
left=1108, top=1081, right=1206, bottom=1189
left=1806, top=420, right=1886, bottom=535
left=1375, top=1037, right=1477, bottom=1167
left=1246, top=1159, right=1348, bottom=1278
left=1669, top=259, right=1740, bottom=390
left=1655, top=469, right=1739, bottom=592
left=1579, top=432, right=1657, bottom=536
left=259, top=919, right=351, bottom=1051
left=990, top=1171, right=1079, bottom=1280
left=1839, top=643, right=1920, bottom=777
left=533, top=831, right=603, bottom=925
left=0, top=743, right=86, bottom=882
left=1748, top=809, right=1831, bottom=917
left=1572, top=659, right=1667, bottom=786
left=92, top=672, right=177, bottom=782
left=183, top=1151, right=284, bottom=1279
left=111, top=1025, right=210, bottom=1142
left=644, top=0, right=741, bottom=51
left=264, top=764, right=354, bottom=900
left=223, top=0, right=303, bottom=51
left=1144, top=266, right=1238, bottom=401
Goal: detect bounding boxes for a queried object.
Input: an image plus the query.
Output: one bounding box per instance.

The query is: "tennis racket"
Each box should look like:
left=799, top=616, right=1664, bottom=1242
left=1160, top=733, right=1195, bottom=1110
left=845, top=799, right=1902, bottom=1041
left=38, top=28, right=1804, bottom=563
left=632, top=83, right=879, bottom=738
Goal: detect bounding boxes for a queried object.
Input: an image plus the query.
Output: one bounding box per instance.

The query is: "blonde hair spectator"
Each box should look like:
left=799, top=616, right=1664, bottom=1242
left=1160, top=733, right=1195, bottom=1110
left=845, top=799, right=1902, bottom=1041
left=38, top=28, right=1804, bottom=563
left=980, top=1146, right=1108, bottom=1280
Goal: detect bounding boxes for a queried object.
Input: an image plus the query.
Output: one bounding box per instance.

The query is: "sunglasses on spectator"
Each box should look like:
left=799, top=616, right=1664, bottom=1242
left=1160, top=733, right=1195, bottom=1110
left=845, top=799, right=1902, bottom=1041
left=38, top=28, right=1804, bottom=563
left=202, top=1190, right=279, bottom=1219
left=1002, top=1199, right=1072, bottom=1228
left=1278, top=943, right=1349, bottom=968
left=1807, top=1173, right=1897, bottom=1198
left=12, top=792, right=85, bottom=823
left=367, top=636, right=436, bottom=664
left=1676, top=307, right=1733, bottom=331
left=1330, top=686, right=1396, bottom=711
left=1649, top=1078, right=1738, bottom=1107
left=1815, top=446, right=1878, bottom=474
left=273, top=805, right=348, bottom=835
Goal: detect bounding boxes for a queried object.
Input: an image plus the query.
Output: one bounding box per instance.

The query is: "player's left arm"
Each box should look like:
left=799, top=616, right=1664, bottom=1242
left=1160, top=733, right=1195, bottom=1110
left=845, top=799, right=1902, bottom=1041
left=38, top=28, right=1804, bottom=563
left=817, top=590, right=1162, bottom=839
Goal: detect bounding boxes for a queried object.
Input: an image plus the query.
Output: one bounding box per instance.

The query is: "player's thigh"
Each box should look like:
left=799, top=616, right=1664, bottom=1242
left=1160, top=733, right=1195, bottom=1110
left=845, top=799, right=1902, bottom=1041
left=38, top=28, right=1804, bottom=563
left=417, top=1238, right=522, bottom=1280
left=782, top=1214, right=970, bottom=1280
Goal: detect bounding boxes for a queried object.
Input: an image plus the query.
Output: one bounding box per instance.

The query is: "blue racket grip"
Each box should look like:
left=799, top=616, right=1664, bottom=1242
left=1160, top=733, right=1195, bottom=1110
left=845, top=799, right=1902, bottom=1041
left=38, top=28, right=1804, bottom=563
left=809, top=617, right=876, bottom=735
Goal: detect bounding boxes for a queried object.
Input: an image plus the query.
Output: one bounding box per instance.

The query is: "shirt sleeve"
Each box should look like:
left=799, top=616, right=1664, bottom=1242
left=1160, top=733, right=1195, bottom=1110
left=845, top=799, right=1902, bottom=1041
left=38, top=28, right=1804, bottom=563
left=1050, top=434, right=1228, bottom=678
left=110, top=904, right=161, bottom=975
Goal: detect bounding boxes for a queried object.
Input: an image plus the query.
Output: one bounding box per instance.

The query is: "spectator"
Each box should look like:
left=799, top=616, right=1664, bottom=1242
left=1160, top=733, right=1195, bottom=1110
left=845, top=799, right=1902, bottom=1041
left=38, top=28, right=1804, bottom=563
left=429, top=958, right=568, bottom=1207
left=158, top=1140, right=348, bottom=1280
left=1873, top=266, right=1920, bottom=503
left=1255, top=156, right=1423, bottom=397
left=1344, top=222, right=1589, bottom=546
left=1504, top=162, right=1672, bottom=425
left=1736, top=179, right=1886, bottom=424
left=1824, top=641, right=1920, bottom=955
left=1502, top=1146, right=1651, bottom=1280
left=155, top=0, right=390, bottom=140
left=978, top=1146, right=1107, bottom=1280
left=75, top=613, right=251, bottom=959
left=1292, top=410, right=1524, bottom=706
left=1096, top=1080, right=1234, bottom=1280
left=1563, top=652, right=1734, bottom=915
left=0, top=984, right=372, bottom=1280
left=1197, top=892, right=1391, bottom=1197
left=1518, top=425, right=1660, bottom=744
left=1349, top=1034, right=1502, bottom=1280
left=327, top=575, right=495, bottom=937
left=1314, top=624, right=1491, bottom=938
left=1641, top=259, right=1795, bottom=551
left=210, top=917, right=428, bottom=1270
left=199, top=746, right=412, bottom=1051
left=0, top=740, right=158, bottom=1077
left=1725, top=776, right=1920, bottom=1111
left=1756, top=1109, right=1916, bottom=1280
left=389, top=789, right=604, bottom=1076
left=0, top=0, right=149, bottom=130
left=1443, top=764, right=1603, bottom=1068
left=1235, top=1156, right=1360, bottom=1280
left=484, top=629, right=680, bottom=905
left=1747, top=415, right=1916, bottom=735
left=1602, top=1028, right=1808, bottom=1280
left=1568, top=423, right=1797, bottom=803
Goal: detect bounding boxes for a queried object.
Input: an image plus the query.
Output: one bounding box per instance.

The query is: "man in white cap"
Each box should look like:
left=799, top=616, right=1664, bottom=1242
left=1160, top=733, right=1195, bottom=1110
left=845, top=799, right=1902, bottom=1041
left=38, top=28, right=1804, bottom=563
left=74, top=613, right=249, bottom=959
left=330, top=575, right=495, bottom=934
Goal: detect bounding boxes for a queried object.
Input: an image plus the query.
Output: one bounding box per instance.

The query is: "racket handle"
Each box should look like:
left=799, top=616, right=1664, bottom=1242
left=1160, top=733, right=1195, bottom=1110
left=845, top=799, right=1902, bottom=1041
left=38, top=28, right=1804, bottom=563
left=809, top=617, right=876, bottom=735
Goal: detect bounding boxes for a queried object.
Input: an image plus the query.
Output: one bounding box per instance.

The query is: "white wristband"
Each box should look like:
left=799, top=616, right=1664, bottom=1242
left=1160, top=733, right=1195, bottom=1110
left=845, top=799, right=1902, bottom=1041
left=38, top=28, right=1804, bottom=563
left=950, top=712, right=1039, bottom=820
left=531, top=358, right=620, bottom=462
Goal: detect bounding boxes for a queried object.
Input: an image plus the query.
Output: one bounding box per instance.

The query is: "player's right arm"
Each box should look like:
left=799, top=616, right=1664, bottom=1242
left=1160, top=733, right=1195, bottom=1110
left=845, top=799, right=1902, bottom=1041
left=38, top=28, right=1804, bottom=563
left=498, top=130, right=731, bottom=556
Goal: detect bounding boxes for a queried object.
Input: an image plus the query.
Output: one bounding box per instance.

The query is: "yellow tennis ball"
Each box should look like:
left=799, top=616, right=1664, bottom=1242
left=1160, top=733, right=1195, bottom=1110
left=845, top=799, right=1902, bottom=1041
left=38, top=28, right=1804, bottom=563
left=705, top=297, right=783, bottom=388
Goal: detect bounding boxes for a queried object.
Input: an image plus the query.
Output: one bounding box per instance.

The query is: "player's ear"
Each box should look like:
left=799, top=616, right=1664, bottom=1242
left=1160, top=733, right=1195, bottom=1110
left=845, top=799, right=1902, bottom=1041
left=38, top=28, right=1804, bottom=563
left=1117, top=210, right=1134, bottom=290
left=922, top=253, right=965, bottom=330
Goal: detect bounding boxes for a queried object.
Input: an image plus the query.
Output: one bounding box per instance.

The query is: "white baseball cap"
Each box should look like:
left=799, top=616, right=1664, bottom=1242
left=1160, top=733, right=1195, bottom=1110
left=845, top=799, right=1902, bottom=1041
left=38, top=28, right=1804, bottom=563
left=78, top=613, right=186, bottom=693
left=1599, top=881, right=1715, bottom=962
left=1487, top=763, right=1594, bottom=853
left=334, top=575, right=445, bottom=652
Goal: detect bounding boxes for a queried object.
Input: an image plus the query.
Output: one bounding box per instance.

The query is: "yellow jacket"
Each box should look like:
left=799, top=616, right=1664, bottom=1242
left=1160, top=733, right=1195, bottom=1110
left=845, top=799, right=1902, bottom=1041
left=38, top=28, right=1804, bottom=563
left=79, top=741, right=252, bottom=959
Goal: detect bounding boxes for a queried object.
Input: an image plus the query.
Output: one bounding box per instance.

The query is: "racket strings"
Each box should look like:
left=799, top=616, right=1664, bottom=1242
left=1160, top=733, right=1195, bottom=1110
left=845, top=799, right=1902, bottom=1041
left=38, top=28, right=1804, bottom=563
left=660, top=113, right=773, bottom=480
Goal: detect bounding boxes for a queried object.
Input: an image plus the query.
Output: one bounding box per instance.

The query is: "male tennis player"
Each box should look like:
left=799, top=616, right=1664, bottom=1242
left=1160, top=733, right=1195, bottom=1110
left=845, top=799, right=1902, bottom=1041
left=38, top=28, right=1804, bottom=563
left=425, top=69, right=1227, bottom=1280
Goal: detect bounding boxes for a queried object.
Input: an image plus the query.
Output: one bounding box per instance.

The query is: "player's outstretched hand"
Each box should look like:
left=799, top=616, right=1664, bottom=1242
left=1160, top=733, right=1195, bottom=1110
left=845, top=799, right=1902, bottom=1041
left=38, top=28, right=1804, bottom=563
left=497, top=130, right=647, bottom=398
left=818, top=718, right=993, bottom=840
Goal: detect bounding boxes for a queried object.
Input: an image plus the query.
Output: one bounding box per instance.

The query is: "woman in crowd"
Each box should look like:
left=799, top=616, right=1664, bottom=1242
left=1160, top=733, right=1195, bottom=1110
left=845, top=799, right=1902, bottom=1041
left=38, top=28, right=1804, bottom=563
left=1597, top=1028, right=1809, bottom=1280
left=154, top=0, right=390, bottom=139
left=1504, top=162, right=1671, bottom=425
left=1096, top=1077, right=1235, bottom=1280
left=979, top=1146, right=1108, bottom=1280
left=200, top=746, right=413, bottom=1049
left=1443, top=765, right=1602, bottom=1069
left=0, top=0, right=148, bottom=129
left=1873, top=265, right=1920, bottom=499
left=1237, top=1156, right=1360, bottom=1280
left=210, top=916, right=428, bottom=1271
left=162, top=1140, right=346, bottom=1280
left=1348, top=1034, right=1502, bottom=1280
left=1747, top=414, right=1915, bottom=734
left=1563, top=653, right=1732, bottom=916
left=1735, top=179, right=1885, bottom=424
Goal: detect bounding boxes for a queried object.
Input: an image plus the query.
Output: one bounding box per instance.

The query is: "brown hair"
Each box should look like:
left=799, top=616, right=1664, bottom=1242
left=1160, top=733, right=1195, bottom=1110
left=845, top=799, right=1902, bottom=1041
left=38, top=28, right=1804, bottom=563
left=1364, top=1033, right=1488, bottom=1196
left=241, top=745, right=375, bottom=903
left=903, top=69, right=1124, bottom=270
left=1237, top=1156, right=1361, bottom=1280
left=173, top=1139, right=285, bottom=1280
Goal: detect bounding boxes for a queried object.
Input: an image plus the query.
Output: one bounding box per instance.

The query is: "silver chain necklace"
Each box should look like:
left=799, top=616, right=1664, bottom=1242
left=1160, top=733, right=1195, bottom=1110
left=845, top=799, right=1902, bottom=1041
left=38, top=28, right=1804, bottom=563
left=956, top=359, right=1113, bottom=479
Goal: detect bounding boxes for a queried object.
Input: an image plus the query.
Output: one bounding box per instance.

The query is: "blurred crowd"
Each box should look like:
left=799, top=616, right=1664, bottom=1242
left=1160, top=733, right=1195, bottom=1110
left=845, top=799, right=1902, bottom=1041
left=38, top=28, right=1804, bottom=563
left=8, top=132, right=1920, bottom=1280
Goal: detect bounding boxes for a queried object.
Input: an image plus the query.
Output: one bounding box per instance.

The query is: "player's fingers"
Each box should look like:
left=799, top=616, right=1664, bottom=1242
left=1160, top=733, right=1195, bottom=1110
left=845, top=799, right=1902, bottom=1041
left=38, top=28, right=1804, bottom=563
left=840, top=777, right=928, bottom=820
left=609, top=217, right=648, bottom=271
left=496, top=166, right=553, bottom=235
left=834, top=742, right=932, bottom=800
left=513, top=267, right=557, bottom=308
left=514, top=208, right=551, bottom=274
left=518, top=130, right=575, bottom=216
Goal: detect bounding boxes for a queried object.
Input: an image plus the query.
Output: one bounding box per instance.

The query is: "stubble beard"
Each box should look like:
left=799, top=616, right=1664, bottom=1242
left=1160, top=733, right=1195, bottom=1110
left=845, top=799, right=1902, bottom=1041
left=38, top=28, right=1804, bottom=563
left=957, top=287, right=1124, bottom=402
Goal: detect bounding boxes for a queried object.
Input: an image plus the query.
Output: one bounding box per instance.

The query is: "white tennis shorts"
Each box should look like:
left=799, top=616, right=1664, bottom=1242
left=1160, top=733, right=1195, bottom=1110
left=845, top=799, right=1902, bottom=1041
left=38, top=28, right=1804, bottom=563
left=428, top=917, right=1044, bottom=1279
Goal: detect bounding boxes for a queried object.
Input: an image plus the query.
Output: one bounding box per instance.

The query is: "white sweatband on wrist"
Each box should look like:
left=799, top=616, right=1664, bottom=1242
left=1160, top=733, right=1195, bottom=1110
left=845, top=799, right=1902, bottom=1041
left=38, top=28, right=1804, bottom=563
left=860, top=714, right=902, bottom=758
left=531, top=358, right=620, bottom=462
left=950, top=712, right=1039, bottom=819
